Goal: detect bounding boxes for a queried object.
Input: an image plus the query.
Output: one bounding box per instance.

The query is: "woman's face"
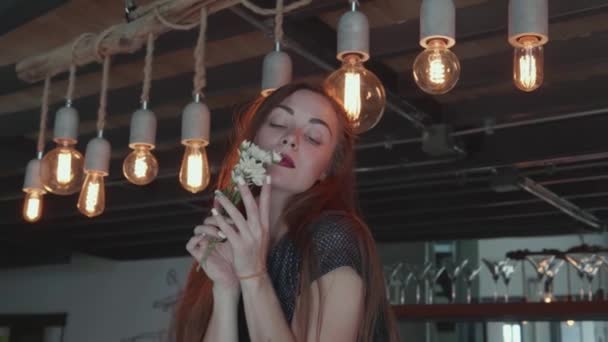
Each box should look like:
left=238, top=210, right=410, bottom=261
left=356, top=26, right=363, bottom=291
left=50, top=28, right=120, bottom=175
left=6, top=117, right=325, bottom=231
left=253, top=89, right=340, bottom=195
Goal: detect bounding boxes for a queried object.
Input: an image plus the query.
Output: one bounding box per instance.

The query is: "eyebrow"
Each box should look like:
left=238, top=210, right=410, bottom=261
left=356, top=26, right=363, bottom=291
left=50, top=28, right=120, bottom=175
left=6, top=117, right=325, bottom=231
left=276, top=104, right=333, bottom=137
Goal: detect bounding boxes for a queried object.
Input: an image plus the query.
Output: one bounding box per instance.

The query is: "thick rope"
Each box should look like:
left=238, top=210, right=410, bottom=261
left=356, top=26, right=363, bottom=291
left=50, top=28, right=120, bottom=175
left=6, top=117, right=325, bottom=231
left=67, top=33, right=95, bottom=101
left=141, top=33, right=155, bottom=104
left=66, top=65, right=77, bottom=102
left=154, top=6, right=200, bottom=30
left=192, top=6, right=207, bottom=98
left=94, top=25, right=120, bottom=63
left=274, top=0, right=284, bottom=45
left=37, top=77, right=51, bottom=154
left=240, top=0, right=311, bottom=16
left=97, top=55, right=111, bottom=133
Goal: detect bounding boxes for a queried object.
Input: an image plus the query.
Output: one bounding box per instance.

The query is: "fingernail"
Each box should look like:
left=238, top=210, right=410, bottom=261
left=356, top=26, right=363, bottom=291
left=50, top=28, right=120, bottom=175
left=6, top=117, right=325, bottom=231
left=236, top=176, right=246, bottom=186
left=211, top=208, right=219, bottom=216
left=214, top=189, right=224, bottom=197
left=218, top=231, right=227, bottom=239
left=266, top=175, right=271, bottom=185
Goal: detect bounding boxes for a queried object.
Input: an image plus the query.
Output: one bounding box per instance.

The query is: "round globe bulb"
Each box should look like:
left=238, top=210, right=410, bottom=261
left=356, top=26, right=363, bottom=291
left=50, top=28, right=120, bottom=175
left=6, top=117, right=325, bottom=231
left=413, top=39, right=461, bottom=95
left=122, top=145, right=159, bottom=185
left=40, top=140, right=84, bottom=195
left=324, top=54, right=386, bottom=133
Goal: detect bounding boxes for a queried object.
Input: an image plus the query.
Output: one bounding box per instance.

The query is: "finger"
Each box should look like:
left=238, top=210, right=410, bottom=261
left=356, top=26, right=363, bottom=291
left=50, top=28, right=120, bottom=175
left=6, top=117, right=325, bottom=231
left=211, top=208, right=241, bottom=245
left=203, top=215, right=234, bottom=227
left=186, top=234, right=208, bottom=255
left=215, top=189, right=251, bottom=240
left=193, top=225, right=225, bottom=239
left=235, top=176, right=261, bottom=235
left=259, top=175, right=271, bottom=231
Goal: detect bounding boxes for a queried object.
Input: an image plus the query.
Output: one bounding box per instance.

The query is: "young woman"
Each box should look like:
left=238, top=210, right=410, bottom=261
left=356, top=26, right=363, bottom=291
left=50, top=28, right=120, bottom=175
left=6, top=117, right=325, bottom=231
left=173, top=83, right=400, bottom=342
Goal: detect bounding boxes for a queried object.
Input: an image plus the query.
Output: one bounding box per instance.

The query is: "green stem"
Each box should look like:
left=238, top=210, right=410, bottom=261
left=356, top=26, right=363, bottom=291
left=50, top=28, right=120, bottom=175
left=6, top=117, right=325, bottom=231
left=198, top=182, right=239, bottom=271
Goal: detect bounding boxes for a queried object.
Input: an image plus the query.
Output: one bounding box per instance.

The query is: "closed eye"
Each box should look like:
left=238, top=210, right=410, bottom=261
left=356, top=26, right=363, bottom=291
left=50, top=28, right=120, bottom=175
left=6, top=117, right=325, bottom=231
left=306, top=135, right=321, bottom=145
left=269, top=122, right=286, bottom=128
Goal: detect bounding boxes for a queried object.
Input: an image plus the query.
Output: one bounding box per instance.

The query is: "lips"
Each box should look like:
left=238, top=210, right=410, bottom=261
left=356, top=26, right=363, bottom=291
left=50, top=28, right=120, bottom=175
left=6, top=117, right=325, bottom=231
left=278, top=153, right=295, bottom=168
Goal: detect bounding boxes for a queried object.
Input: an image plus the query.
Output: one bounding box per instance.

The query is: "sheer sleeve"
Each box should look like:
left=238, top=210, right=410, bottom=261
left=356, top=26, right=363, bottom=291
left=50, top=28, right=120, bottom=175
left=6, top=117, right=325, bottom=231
left=310, top=211, right=363, bottom=281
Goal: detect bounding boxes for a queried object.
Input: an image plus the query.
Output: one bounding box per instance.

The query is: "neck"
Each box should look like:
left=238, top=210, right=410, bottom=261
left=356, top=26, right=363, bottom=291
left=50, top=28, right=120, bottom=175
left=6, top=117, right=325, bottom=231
left=266, top=186, right=291, bottom=245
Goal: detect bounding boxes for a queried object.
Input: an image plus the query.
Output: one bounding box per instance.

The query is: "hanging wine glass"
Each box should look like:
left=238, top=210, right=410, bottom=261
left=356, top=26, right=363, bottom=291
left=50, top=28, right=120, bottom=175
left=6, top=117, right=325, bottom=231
left=398, top=267, right=414, bottom=304
left=408, top=263, right=432, bottom=304
left=566, top=254, right=604, bottom=301
left=482, top=258, right=502, bottom=302
left=425, top=264, right=446, bottom=305
left=498, top=259, right=517, bottom=303
left=527, top=255, right=564, bottom=303
left=384, top=263, right=403, bottom=304
left=565, top=254, right=592, bottom=301
left=462, top=264, right=482, bottom=304
left=443, top=259, right=468, bottom=303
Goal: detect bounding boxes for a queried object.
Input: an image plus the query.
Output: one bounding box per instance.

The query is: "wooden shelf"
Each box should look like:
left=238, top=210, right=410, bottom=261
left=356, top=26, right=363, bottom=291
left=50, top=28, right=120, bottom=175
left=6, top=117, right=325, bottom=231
left=392, top=301, right=608, bottom=322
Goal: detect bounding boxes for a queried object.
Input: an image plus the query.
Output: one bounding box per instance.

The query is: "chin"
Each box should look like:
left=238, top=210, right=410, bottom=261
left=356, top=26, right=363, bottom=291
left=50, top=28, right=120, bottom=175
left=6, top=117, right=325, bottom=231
left=268, top=166, right=311, bottom=195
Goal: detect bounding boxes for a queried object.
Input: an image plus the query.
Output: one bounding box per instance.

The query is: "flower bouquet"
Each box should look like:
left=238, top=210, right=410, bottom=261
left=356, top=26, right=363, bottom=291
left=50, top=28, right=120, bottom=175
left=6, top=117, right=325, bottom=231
left=198, top=140, right=281, bottom=270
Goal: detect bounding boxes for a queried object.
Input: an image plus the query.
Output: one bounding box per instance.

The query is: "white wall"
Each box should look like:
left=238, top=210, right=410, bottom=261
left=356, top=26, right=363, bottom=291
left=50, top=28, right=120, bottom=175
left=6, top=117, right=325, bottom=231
left=0, top=253, right=192, bottom=342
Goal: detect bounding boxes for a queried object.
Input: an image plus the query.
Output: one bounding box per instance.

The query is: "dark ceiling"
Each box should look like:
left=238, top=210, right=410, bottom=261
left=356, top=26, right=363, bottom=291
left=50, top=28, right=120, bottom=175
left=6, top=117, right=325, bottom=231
left=1, top=0, right=608, bottom=269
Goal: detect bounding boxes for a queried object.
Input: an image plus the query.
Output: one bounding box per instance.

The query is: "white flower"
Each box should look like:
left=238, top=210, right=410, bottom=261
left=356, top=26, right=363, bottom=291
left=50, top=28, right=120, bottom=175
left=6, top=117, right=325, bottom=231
left=240, top=140, right=252, bottom=151
left=231, top=141, right=279, bottom=187
left=272, top=151, right=282, bottom=163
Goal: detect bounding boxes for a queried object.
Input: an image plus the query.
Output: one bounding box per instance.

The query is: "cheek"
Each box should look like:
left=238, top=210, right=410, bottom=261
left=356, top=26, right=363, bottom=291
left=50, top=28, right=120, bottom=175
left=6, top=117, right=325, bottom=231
left=253, top=127, right=276, bottom=150
left=303, top=146, right=333, bottom=178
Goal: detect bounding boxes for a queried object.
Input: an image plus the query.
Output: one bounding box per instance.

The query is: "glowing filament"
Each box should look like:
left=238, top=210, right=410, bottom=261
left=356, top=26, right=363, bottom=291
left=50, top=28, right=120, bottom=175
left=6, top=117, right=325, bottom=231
left=429, top=56, right=447, bottom=85
left=187, top=152, right=203, bottom=188
left=343, top=72, right=362, bottom=121
left=25, top=196, right=41, bottom=221
left=518, top=53, right=537, bottom=89
left=85, top=181, right=100, bottom=214
left=56, top=151, right=73, bottom=184
left=134, top=155, right=149, bottom=179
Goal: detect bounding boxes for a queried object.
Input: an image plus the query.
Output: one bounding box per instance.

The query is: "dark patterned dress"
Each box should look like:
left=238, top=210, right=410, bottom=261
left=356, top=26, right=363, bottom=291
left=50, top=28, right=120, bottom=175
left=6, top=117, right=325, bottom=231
left=236, top=210, right=390, bottom=341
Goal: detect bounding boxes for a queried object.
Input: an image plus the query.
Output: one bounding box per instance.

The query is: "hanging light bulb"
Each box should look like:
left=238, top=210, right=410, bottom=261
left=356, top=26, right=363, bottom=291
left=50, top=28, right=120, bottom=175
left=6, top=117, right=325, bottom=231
left=78, top=136, right=111, bottom=217
left=23, top=189, right=44, bottom=223
left=78, top=170, right=106, bottom=217
left=22, top=158, right=46, bottom=223
left=41, top=104, right=84, bottom=194
left=508, top=0, right=548, bottom=92
left=323, top=1, right=386, bottom=133
left=179, top=96, right=210, bottom=193
left=179, top=141, right=210, bottom=193
left=123, top=106, right=158, bottom=185
left=123, top=145, right=158, bottom=185
left=324, top=54, right=385, bottom=131
left=513, top=36, right=544, bottom=92
left=413, top=38, right=460, bottom=94
left=414, top=0, right=460, bottom=95
left=261, top=46, right=292, bottom=97
left=260, top=0, right=292, bottom=96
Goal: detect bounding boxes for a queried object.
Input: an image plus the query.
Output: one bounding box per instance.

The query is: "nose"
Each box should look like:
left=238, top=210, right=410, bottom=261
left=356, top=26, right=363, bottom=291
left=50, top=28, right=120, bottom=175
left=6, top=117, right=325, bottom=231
left=282, top=132, right=298, bottom=150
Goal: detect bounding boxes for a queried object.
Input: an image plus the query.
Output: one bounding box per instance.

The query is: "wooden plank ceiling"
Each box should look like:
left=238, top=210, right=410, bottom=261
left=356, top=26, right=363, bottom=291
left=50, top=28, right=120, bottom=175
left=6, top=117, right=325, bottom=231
left=1, top=0, right=608, bottom=268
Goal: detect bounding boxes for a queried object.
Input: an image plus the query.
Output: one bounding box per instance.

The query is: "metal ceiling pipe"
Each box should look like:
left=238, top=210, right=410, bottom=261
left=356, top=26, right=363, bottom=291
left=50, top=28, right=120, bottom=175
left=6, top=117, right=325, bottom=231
left=518, top=177, right=604, bottom=231
left=358, top=106, right=608, bottom=150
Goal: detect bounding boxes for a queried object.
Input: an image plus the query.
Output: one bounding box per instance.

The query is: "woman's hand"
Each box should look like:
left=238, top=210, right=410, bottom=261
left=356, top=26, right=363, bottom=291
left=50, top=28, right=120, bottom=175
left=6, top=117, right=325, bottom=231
left=186, top=215, right=240, bottom=293
left=212, top=175, right=271, bottom=279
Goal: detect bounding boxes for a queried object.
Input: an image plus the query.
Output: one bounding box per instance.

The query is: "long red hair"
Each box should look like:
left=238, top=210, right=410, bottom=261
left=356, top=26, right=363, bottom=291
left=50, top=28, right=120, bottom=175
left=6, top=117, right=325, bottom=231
left=170, top=83, right=399, bottom=342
